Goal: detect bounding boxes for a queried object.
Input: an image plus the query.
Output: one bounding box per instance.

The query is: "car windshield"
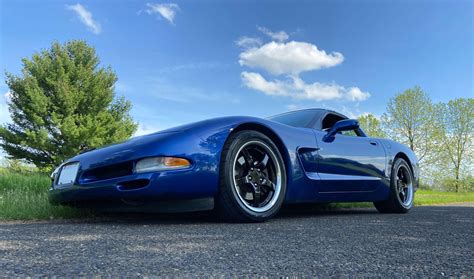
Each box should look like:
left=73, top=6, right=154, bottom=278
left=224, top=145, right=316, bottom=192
left=268, top=110, right=322, bottom=128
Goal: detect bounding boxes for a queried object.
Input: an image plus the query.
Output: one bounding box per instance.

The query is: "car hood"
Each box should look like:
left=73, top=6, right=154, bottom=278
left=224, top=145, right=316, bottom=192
left=64, top=116, right=277, bottom=170
left=67, top=131, right=182, bottom=169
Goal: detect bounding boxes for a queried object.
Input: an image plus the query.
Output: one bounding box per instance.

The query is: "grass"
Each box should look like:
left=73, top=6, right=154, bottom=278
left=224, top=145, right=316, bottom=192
left=0, top=169, right=91, bottom=220
left=332, top=189, right=474, bottom=209
left=0, top=169, right=473, bottom=220
left=413, top=189, right=474, bottom=205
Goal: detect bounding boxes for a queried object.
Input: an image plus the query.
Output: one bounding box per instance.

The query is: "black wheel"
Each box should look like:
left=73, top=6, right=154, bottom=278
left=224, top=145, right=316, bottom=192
left=374, top=158, right=414, bottom=213
left=215, top=130, right=287, bottom=222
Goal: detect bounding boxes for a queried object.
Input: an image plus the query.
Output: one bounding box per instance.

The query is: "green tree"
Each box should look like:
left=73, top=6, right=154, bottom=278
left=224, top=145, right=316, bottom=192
left=357, top=113, right=386, bottom=138
left=436, top=98, right=473, bottom=192
left=0, top=41, right=137, bottom=171
left=382, top=86, right=437, bottom=164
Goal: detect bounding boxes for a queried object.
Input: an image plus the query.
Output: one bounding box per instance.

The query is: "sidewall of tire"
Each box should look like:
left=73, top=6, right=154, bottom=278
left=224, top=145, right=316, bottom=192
left=390, top=159, right=414, bottom=212
left=374, top=158, right=414, bottom=213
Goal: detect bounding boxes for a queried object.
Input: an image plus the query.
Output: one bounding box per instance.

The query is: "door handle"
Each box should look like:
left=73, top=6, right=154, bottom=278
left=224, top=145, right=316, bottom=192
left=369, top=141, right=378, bottom=146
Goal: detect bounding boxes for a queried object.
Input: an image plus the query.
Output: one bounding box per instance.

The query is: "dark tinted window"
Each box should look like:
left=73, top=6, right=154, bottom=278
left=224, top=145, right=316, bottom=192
left=321, top=112, right=365, bottom=137
left=268, top=110, right=322, bottom=128
left=321, top=113, right=346, bottom=130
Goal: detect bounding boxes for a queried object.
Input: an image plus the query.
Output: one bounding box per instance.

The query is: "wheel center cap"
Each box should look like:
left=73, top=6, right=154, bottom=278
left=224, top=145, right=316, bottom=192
left=249, top=170, right=261, bottom=183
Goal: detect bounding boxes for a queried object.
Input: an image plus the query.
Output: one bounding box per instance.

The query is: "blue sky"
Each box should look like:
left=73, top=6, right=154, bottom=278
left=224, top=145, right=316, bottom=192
left=0, top=0, right=472, bottom=136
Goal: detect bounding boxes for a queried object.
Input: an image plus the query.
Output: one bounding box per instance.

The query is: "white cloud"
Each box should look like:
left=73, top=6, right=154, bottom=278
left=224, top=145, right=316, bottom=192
left=241, top=72, right=288, bottom=97
left=235, top=36, right=262, bottom=49
left=241, top=72, right=370, bottom=102
left=239, top=41, right=344, bottom=75
left=257, top=26, right=289, bottom=42
left=67, top=4, right=101, bottom=34
left=346, top=87, right=371, bottom=101
left=145, top=3, right=180, bottom=24
left=237, top=29, right=369, bottom=103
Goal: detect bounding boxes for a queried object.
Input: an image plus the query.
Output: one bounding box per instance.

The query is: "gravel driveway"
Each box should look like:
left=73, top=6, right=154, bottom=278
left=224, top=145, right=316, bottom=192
left=1, top=204, right=473, bottom=277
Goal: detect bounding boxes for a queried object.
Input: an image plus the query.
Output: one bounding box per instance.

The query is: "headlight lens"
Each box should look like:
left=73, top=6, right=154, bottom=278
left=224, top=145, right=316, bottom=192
left=134, top=157, right=191, bottom=173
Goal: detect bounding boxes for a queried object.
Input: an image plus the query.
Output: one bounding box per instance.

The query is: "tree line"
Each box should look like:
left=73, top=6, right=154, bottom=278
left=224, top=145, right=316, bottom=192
left=358, top=88, right=473, bottom=192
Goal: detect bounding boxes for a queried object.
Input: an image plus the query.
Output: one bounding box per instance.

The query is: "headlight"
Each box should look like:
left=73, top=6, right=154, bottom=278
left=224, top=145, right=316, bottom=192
left=134, top=157, right=191, bottom=173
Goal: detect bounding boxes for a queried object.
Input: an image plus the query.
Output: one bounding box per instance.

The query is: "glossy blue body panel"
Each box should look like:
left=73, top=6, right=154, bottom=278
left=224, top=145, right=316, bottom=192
left=49, top=115, right=419, bottom=209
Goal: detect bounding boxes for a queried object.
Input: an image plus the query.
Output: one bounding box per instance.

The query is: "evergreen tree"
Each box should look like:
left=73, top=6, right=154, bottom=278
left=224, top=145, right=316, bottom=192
left=0, top=41, right=137, bottom=171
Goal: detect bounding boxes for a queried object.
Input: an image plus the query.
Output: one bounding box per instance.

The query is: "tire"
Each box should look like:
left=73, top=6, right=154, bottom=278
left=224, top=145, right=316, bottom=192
left=215, top=130, right=287, bottom=222
left=374, top=157, right=415, bottom=213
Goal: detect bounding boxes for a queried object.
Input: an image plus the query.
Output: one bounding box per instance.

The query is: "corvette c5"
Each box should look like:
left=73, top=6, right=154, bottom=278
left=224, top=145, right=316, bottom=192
left=49, top=109, right=419, bottom=222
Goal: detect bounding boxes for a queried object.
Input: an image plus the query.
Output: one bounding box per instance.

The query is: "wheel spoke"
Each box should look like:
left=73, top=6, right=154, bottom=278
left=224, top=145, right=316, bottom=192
left=241, top=148, right=255, bottom=167
left=398, top=184, right=404, bottom=194
left=249, top=184, right=261, bottom=206
left=399, top=189, right=406, bottom=202
left=257, top=154, right=269, bottom=169
left=235, top=177, right=247, bottom=186
left=261, top=178, right=275, bottom=190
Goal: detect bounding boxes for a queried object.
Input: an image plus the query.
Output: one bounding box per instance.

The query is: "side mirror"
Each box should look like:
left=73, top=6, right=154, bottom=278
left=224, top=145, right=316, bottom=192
left=323, top=119, right=360, bottom=142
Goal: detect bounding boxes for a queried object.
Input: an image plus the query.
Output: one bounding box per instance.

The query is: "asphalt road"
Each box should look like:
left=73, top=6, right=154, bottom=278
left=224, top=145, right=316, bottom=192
left=1, top=204, right=473, bottom=277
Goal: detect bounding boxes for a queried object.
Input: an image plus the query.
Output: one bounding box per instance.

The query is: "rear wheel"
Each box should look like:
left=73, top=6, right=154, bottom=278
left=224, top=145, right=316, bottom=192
left=215, top=130, right=287, bottom=222
left=374, top=158, right=414, bottom=213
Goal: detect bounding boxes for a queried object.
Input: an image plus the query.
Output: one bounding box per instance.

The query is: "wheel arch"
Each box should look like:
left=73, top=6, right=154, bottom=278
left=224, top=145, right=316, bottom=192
left=394, top=152, right=413, bottom=173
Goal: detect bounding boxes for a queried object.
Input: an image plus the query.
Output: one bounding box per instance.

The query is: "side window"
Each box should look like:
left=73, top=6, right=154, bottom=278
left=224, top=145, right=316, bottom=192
left=321, top=113, right=345, bottom=131
left=341, top=130, right=358, bottom=137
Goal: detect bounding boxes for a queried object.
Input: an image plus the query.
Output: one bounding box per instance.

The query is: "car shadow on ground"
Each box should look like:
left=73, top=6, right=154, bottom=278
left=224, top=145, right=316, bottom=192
left=64, top=203, right=379, bottom=225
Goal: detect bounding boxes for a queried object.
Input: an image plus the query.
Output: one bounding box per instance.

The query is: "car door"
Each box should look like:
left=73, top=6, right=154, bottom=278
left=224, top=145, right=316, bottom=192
left=313, top=113, right=387, bottom=193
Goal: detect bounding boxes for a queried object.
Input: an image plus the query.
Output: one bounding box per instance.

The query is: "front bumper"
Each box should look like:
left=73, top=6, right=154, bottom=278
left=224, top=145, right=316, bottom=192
left=49, top=168, right=218, bottom=208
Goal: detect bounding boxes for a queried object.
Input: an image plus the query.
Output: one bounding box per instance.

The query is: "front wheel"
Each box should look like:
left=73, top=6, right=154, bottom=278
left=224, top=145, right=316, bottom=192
left=374, top=158, right=414, bottom=213
left=215, top=130, right=287, bottom=222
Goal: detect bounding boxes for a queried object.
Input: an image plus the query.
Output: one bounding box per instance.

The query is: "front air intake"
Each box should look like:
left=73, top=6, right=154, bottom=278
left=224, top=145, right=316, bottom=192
left=80, top=161, right=134, bottom=182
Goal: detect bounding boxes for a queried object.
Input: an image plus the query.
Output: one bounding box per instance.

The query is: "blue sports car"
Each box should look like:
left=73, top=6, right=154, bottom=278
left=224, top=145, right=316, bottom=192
left=49, top=108, right=419, bottom=222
